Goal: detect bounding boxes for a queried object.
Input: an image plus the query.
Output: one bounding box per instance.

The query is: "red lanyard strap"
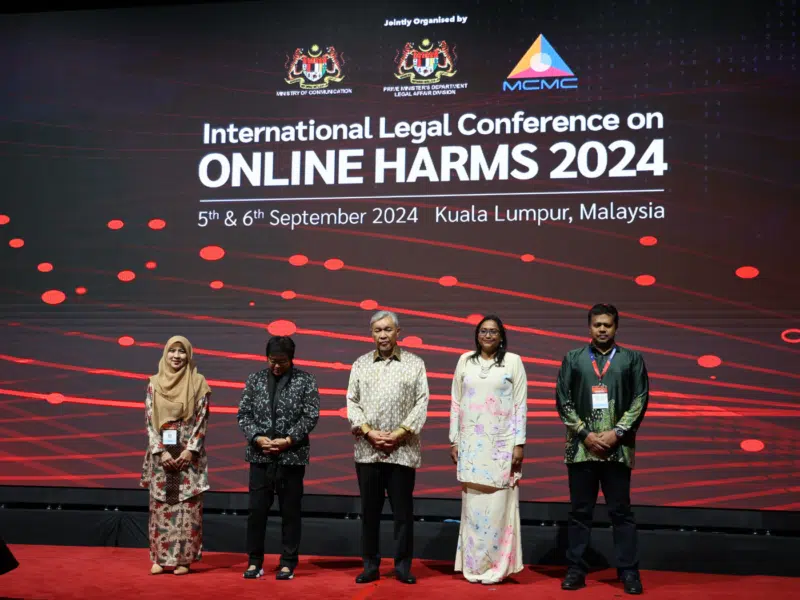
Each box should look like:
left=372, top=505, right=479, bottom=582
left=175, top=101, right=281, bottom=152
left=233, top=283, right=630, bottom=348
left=589, top=347, right=616, bottom=381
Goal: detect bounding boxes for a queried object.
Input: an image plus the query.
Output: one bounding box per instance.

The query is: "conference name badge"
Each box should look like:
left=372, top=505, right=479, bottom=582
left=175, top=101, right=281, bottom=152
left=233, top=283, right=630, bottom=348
left=162, top=430, right=178, bottom=445
left=591, top=385, right=609, bottom=410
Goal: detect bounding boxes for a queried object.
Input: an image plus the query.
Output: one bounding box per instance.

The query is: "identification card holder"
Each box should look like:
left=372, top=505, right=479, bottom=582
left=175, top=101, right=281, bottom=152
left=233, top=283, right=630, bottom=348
left=591, top=385, right=609, bottom=410
left=162, top=429, right=178, bottom=446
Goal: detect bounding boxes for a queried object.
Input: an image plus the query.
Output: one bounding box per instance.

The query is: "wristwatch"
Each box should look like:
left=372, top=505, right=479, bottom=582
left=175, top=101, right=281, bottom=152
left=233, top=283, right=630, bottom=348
left=614, top=427, right=625, bottom=439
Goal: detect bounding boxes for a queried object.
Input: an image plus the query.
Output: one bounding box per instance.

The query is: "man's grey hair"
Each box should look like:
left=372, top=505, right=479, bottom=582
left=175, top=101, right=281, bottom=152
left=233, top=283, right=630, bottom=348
left=370, top=310, right=400, bottom=328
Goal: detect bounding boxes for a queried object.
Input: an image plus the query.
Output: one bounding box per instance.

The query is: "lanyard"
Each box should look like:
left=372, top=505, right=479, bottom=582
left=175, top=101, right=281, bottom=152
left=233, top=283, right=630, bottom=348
left=588, top=347, right=616, bottom=382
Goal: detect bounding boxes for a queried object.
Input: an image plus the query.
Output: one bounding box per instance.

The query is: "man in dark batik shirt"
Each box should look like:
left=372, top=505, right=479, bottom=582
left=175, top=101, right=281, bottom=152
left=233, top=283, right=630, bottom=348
left=556, top=304, right=648, bottom=595
left=237, top=336, right=320, bottom=581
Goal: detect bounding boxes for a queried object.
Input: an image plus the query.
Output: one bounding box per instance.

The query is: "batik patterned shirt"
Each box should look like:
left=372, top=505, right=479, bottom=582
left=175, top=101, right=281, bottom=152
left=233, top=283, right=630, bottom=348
left=346, top=347, right=430, bottom=468
left=237, top=367, right=320, bottom=465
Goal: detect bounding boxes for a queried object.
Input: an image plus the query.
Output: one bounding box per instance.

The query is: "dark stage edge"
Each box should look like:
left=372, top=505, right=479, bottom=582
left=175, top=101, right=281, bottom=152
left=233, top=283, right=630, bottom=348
left=1, top=487, right=798, bottom=577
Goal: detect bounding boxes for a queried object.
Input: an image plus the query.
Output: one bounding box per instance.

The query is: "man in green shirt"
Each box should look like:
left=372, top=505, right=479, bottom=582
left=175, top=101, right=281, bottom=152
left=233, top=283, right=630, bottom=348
left=556, top=304, right=648, bottom=595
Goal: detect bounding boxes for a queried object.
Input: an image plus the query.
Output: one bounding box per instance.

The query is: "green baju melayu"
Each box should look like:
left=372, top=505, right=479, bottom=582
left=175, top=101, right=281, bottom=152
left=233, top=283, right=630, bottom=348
left=555, top=344, right=649, bottom=467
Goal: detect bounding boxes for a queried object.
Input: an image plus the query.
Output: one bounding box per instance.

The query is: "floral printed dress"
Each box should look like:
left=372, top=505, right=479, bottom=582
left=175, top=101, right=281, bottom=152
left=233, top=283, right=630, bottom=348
left=140, top=385, right=210, bottom=567
left=449, top=351, right=527, bottom=583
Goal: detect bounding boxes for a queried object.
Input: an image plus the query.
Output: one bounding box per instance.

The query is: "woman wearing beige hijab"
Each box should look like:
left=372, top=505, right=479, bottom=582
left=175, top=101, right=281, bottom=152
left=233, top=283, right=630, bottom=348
left=141, top=336, right=211, bottom=575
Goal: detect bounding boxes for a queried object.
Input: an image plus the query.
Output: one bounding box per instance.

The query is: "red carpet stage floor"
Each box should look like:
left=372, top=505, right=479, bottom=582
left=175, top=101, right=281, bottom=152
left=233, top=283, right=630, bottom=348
left=2, top=545, right=798, bottom=599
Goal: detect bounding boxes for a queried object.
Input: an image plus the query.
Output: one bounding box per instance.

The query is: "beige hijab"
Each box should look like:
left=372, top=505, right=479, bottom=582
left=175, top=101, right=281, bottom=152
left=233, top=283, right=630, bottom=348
left=150, top=335, right=211, bottom=431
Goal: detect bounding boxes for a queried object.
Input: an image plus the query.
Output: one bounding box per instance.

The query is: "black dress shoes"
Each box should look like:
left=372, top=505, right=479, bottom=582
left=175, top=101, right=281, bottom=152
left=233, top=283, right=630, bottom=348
left=394, top=570, right=416, bottom=584
left=242, top=565, right=263, bottom=579
left=276, top=568, right=294, bottom=581
left=355, top=569, right=380, bottom=584
left=561, top=570, right=587, bottom=590
left=621, top=571, right=643, bottom=594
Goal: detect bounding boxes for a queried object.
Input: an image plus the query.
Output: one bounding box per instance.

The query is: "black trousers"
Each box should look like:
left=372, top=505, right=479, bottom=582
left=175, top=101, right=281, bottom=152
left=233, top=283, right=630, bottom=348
left=566, top=461, right=639, bottom=575
left=355, top=462, right=416, bottom=575
left=246, top=462, right=305, bottom=570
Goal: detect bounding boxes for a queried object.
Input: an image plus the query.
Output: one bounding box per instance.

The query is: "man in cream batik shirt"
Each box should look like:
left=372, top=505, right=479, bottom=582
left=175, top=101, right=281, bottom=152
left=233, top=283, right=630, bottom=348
left=347, top=311, right=429, bottom=585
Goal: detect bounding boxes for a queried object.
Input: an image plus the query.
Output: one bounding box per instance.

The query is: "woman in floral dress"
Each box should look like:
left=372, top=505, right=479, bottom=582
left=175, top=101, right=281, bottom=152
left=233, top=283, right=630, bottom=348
left=450, top=315, right=528, bottom=584
left=141, top=335, right=211, bottom=575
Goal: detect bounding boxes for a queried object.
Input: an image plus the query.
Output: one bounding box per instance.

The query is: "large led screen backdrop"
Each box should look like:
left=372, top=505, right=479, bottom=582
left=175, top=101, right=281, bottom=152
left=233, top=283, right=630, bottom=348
left=0, top=0, right=798, bottom=510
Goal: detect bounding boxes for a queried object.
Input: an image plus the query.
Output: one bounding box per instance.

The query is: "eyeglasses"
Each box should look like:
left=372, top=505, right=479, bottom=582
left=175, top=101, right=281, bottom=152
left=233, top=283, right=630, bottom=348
left=267, top=357, right=291, bottom=367
left=479, top=329, right=500, bottom=338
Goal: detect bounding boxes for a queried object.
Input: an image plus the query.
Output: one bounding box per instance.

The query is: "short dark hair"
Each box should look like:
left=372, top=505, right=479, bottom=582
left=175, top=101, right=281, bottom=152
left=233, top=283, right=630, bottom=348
left=588, top=303, right=619, bottom=327
left=266, top=336, right=295, bottom=360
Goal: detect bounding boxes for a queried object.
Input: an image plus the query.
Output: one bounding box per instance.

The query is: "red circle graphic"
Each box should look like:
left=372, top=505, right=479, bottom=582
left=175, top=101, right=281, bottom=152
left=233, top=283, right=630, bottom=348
left=639, top=236, right=658, bottom=246
left=324, top=258, right=344, bottom=271
left=289, top=254, right=309, bottom=266
left=740, top=439, right=764, bottom=452
left=42, top=290, right=66, bottom=305
left=439, top=276, right=458, bottom=287
left=735, top=266, right=759, bottom=279
left=268, top=320, right=297, bottom=336
left=697, top=355, right=722, bottom=368
left=199, top=246, right=225, bottom=261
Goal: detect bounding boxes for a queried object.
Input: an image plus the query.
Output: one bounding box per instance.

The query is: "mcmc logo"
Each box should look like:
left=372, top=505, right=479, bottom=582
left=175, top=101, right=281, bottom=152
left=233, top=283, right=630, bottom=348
left=502, top=34, right=578, bottom=91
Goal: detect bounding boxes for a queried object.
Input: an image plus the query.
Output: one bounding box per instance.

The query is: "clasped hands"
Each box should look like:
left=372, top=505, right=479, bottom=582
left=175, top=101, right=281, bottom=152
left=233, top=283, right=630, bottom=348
left=365, top=429, right=402, bottom=453
left=256, top=436, right=291, bottom=455
left=161, top=449, right=194, bottom=472
left=583, top=430, right=620, bottom=456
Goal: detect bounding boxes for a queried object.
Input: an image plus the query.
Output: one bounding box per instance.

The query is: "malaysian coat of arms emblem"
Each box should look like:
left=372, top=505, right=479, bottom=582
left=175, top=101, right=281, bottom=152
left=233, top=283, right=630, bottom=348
left=395, top=39, right=457, bottom=84
left=285, top=44, right=345, bottom=89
